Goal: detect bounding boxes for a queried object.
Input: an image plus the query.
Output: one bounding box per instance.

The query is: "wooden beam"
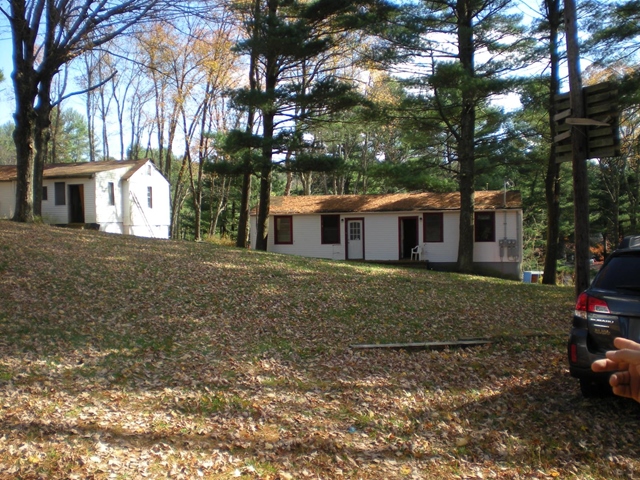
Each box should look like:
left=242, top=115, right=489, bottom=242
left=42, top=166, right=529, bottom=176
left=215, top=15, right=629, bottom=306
left=554, top=131, right=572, bottom=143
left=553, top=109, right=571, bottom=122
left=350, top=339, right=492, bottom=351
left=565, top=117, right=610, bottom=127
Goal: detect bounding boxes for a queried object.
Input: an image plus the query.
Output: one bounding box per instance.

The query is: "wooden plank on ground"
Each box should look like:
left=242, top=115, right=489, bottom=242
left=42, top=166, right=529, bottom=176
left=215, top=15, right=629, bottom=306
left=350, top=338, right=492, bottom=351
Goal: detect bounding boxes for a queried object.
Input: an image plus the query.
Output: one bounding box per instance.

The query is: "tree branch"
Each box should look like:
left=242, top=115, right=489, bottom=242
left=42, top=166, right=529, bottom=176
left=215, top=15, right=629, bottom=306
left=52, top=70, right=118, bottom=107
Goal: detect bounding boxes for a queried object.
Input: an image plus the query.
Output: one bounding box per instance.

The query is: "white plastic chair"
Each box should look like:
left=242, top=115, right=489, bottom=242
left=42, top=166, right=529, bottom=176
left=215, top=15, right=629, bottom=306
left=411, top=244, right=423, bottom=261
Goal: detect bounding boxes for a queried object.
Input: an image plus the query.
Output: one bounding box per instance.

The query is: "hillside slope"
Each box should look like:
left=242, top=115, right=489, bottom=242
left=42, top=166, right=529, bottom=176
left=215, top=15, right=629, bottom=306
left=0, top=221, right=636, bottom=479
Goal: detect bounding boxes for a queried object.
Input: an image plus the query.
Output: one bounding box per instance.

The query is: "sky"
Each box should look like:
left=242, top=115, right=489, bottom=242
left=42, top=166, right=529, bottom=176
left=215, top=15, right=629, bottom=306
left=0, top=19, right=87, bottom=126
left=0, top=0, right=583, bottom=146
left=0, top=27, right=13, bottom=125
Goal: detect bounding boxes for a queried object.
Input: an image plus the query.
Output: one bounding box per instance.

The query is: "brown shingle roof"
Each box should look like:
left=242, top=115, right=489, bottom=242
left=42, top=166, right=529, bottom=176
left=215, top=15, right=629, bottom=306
left=0, top=159, right=149, bottom=182
left=260, top=191, right=521, bottom=215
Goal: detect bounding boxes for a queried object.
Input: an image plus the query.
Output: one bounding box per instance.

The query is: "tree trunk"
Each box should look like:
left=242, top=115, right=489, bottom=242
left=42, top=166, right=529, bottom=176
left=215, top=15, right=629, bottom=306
left=49, top=105, right=62, bottom=163
left=170, top=153, right=189, bottom=239
left=211, top=177, right=229, bottom=237
left=33, top=77, right=54, bottom=218
left=302, top=171, right=312, bottom=195
left=284, top=149, right=293, bottom=195
left=32, top=116, right=49, bottom=218
left=543, top=0, right=562, bottom=285
left=84, top=55, right=97, bottom=162
left=455, top=0, right=476, bottom=274
left=102, top=82, right=112, bottom=160
left=236, top=0, right=260, bottom=249
left=254, top=0, right=278, bottom=252
left=564, top=0, right=590, bottom=297
left=255, top=97, right=274, bottom=251
left=255, top=103, right=275, bottom=250
left=10, top=0, right=38, bottom=223
left=457, top=167, right=475, bottom=273
left=255, top=164, right=272, bottom=251
left=12, top=111, right=36, bottom=223
left=236, top=171, right=252, bottom=248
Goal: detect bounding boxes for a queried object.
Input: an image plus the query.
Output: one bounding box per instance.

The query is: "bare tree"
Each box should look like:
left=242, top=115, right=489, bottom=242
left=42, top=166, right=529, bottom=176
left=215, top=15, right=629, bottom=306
left=3, top=0, right=166, bottom=222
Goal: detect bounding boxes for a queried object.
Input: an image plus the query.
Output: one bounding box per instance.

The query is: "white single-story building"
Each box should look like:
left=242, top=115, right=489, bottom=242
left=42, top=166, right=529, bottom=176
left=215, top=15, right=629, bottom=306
left=0, top=159, right=171, bottom=239
left=250, top=191, right=523, bottom=276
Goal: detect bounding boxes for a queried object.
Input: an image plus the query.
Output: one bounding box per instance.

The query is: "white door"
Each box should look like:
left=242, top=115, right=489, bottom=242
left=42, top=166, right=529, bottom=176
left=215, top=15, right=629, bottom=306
left=347, top=220, right=363, bottom=259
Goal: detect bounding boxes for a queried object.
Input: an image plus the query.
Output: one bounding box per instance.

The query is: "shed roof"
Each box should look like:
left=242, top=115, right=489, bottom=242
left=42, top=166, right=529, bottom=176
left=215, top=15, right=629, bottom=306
left=260, top=191, right=522, bottom=215
left=0, top=159, right=150, bottom=182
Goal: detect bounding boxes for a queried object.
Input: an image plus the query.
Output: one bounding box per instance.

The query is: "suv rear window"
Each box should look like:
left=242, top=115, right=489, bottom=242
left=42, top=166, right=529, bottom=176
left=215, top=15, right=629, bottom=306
left=592, top=255, right=640, bottom=290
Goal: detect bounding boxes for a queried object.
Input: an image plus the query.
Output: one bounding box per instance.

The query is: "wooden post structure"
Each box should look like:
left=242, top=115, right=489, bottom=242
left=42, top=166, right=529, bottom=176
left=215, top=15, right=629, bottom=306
left=563, top=0, right=590, bottom=297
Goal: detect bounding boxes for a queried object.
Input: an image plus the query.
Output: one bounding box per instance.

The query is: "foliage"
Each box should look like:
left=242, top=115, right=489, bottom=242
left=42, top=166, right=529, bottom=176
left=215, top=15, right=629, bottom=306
left=390, top=0, right=531, bottom=273
left=227, top=0, right=399, bottom=248
left=4, top=0, right=640, bottom=279
left=1, top=221, right=639, bottom=479
left=586, top=0, right=640, bottom=63
left=48, top=109, right=91, bottom=163
left=0, top=122, right=16, bottom=165
left=8, top=0, right=169, bottom=222
left=0, top=109, right=90, bottom=165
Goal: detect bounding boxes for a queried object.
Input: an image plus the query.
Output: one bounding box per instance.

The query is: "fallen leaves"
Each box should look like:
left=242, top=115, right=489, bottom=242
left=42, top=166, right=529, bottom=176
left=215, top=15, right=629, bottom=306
left=0, top=221, right=639, bottom=479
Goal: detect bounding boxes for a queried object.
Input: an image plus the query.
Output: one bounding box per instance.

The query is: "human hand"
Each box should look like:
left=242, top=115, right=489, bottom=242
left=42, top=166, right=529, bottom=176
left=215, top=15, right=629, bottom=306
left=592, top=337, right=640, bottom=403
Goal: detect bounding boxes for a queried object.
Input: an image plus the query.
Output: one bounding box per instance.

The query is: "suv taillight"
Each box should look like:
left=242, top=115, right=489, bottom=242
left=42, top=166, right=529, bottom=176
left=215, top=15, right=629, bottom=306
left=575, top=292, right=611, bottom=319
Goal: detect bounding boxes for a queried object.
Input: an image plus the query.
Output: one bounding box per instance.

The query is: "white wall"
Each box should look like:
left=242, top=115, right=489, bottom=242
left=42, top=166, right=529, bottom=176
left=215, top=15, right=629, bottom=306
left=420, top=212, right=459, bottom=263
left=0, top=182, right=15, bottom=219
left=1, top=162, right=171, bottom=240
left=251, top=208, right=522, bottom=267
left=94, top=168, right=128, bottom=234
left=125, top=162, right=171, bottom=239
left=360, top=214, right=399, bottom=260
left=473, top=210, right=521, bottom=263
left=267, top=214, right=345, bottom=259
left=262, top=211, right=464, bottom=262
left=41, top=178, right=96, bottom=224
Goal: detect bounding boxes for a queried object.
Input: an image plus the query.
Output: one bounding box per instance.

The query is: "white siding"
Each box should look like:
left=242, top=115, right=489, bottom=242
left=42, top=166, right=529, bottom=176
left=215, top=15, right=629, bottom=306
left=125, top=161, right=171, bottom=239
left=473, top=210, right=521, bottom=263
left=1, top=161, right=171, bottom=240
left=421, top=212, right=459, bottom=263
left=0, top=182, right=15, bottom=219
left=251, top=208, right=522, bottom=269
left=41, top=178, right=96, bottom=224
left=267, top=214, right=345, bottom=259
left=94, top=168, right=130, bottom=234
left=360, top=214, right=398, bottom=260
left=84, top=180, right=97, bottom=222
left=257, top=211, right=463, bottom=262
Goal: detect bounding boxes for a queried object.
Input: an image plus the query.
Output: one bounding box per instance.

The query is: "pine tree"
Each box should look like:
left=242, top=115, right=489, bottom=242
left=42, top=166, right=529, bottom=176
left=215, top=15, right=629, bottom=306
left=227, top=0, right=396, bottom=250
left=399, top=0, right=529, bottom=273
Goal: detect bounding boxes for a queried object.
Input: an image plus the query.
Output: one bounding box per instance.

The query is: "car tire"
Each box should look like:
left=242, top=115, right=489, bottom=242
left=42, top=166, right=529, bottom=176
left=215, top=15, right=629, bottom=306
left=579, top=378, right=613, bottom=398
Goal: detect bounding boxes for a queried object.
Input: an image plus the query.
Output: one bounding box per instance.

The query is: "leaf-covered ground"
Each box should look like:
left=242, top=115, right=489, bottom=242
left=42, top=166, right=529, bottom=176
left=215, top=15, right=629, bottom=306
left=0, top=221, right=638, bottom=479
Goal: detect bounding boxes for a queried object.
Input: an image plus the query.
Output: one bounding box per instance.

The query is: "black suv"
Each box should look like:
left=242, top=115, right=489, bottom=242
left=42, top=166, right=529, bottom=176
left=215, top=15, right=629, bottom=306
left=567, top=235, right=640, bottom=397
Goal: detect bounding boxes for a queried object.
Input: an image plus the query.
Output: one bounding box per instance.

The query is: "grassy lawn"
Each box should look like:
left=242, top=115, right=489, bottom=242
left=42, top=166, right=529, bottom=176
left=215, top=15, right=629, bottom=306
left=0, top=220, right=638, bottom=479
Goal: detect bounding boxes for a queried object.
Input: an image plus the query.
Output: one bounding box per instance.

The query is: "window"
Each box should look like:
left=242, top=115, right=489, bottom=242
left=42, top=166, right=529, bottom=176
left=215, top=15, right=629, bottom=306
left=54, top=182, right=65, bottom=205
left=349, top=221, right=361, bottom=241
left=108, top=182, right=115, bottom=206
left=147, top=186, right=153, bottom=208
left=321, top=215, right=340, bottom=244
left=424, top=213, right=443, bottom=242
left=592, top=256, right=640, bottom=290
left=42, top=186, right=48, bottom=201
left=274, top=215, right=293, bottom=244
left=475, top=212, right=495, bottom=242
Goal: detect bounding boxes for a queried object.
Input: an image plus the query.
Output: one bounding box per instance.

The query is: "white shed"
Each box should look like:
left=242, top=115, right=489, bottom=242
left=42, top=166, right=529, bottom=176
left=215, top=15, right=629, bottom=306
left=250, top=191, right=523, bottom=277
left=0, top=159, right=171, bottom=239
